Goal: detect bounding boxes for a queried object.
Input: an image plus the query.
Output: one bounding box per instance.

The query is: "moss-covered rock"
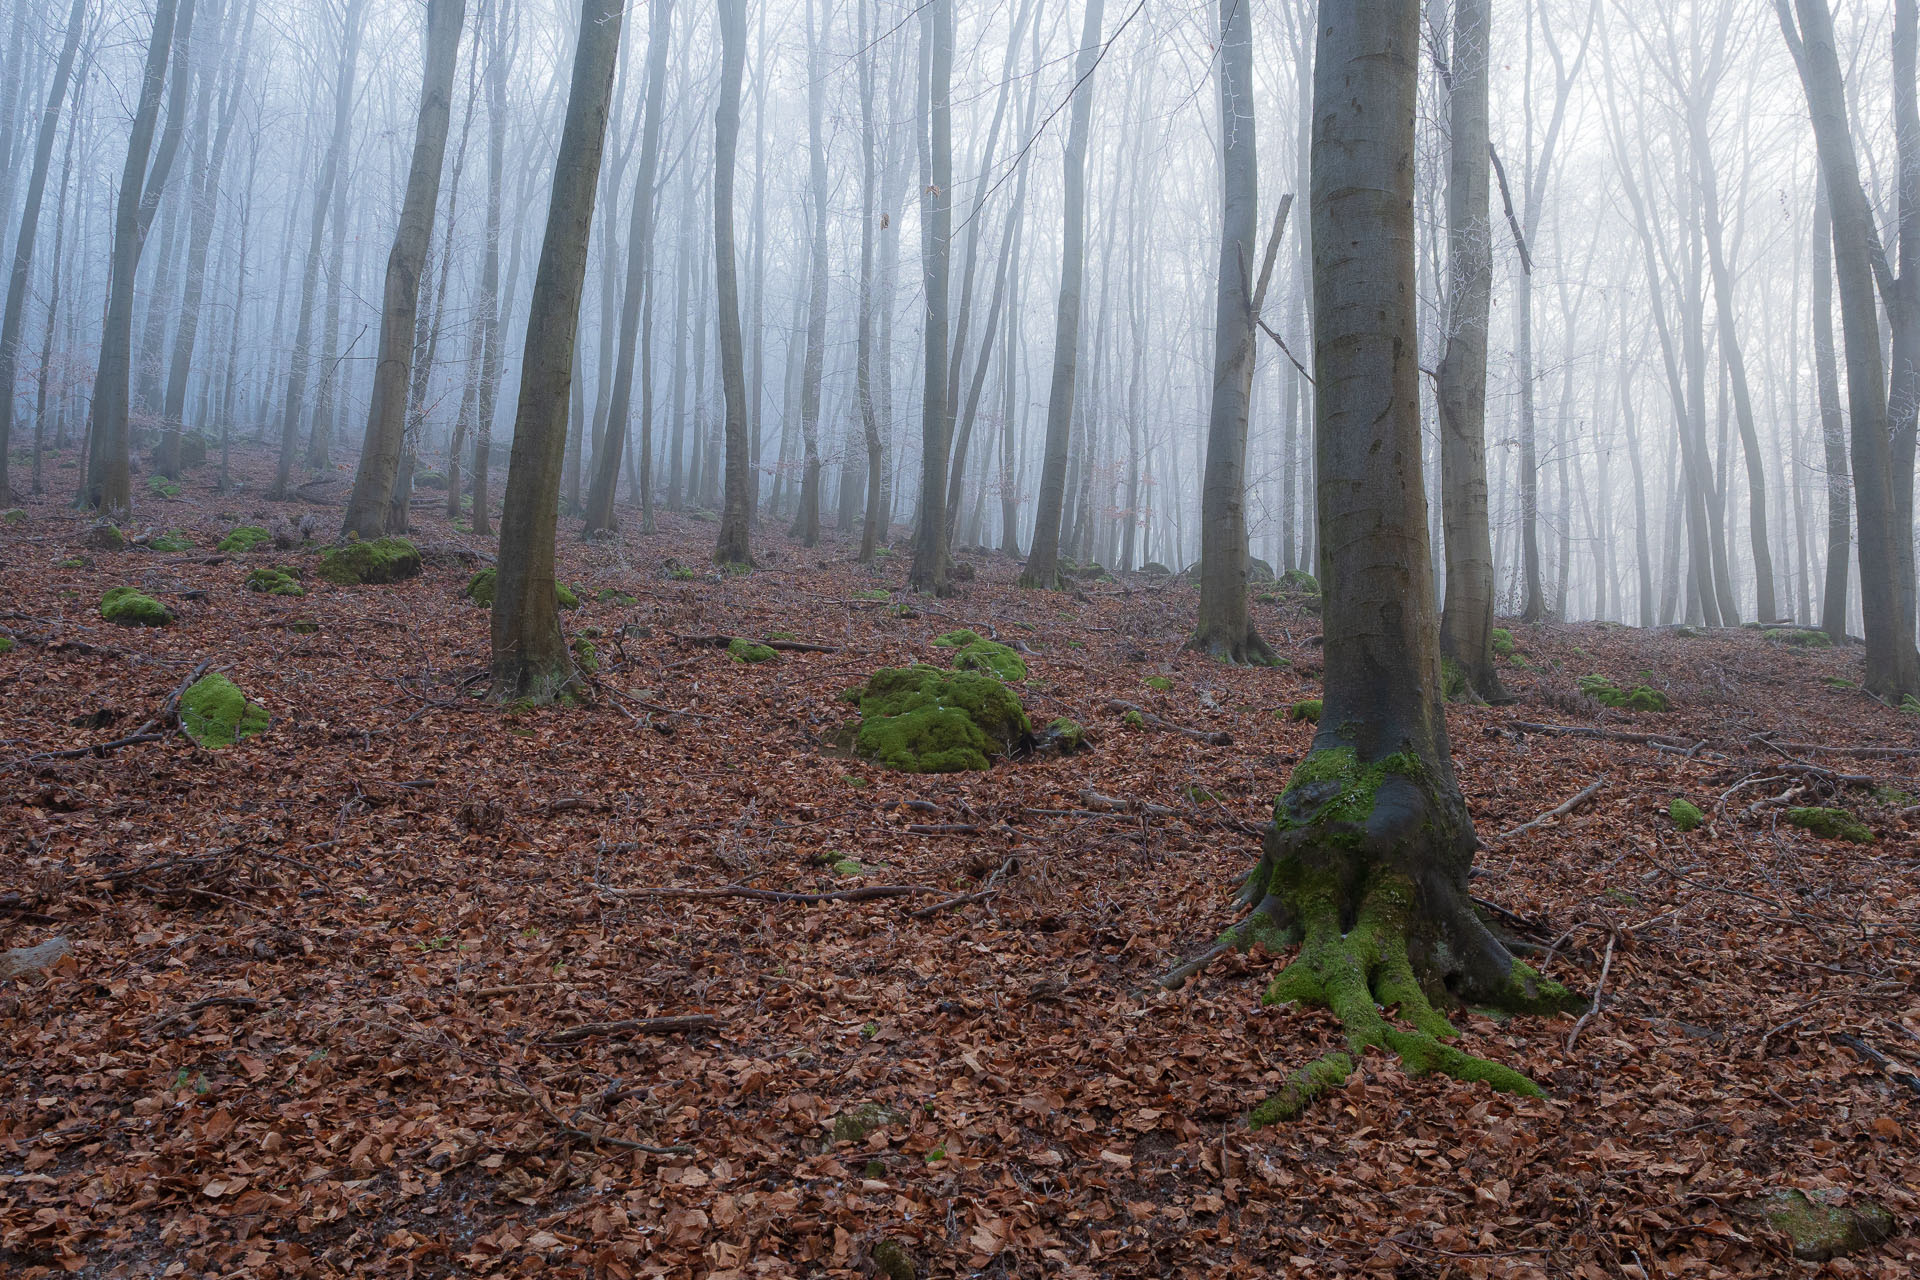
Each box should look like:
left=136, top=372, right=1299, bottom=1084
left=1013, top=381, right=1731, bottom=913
left=1669, top=798, right=1705, bottom=832
left=1142, top=675, right=1173, bottom=692
left=148, top=531, right=194, bottom=553
left=1491, top=627, right=1516, bottom=657
left=58, top=556, right=86, bottom=569
left=1785, top=806, right=1873, bottom=843
left=1278, top=568, right=1320, bottom=595
left=855, top=588, right=891, bottom=601
left=870, top=1237, right=915, bottom=1280
left=933, top=629, right=1028, bottom=681
left=728, top=638, right=778, bottom=664
left=100, top=587, right=171, bottom=627
left=1765, top=627, right=1832, bottom=648
left=415, top=469, right=448, bottom=489
left=288, top=618, right=320, bottom=635
left=86, top=523, right=125, bottom=551
left=3, top=508, right=26, bottom=525
left=1760, top=1188, right=1894, bottom=1262
left=146, top=474, right=182, bottom=499
left=1141, top=561, right=1171, bottom=576
left=1038, top=717, right=1088, bottom=752
left=830, top=1102, right=904, bottom=1145
left=216, top=525, right=272, bottom=553
left=556, top=582, right=580, bottom=609
left=317, top=536, right=421, bottom=585
left=179, top=673, right=270, bottom=748
left=852, top=665, right=1031, bottom=773
left=463, top=568, right=496, bottom=605
left=1286, top=699, right=1321, bottom=723
left=246, top=565, right=305, bottom=597
left=571, top=637, right=600, bottom=674
left=0, top=634, right=15, bottom=654
left=596, top=587, right=638, bottom=605
left=1577, top=674, right=1670, bottom=712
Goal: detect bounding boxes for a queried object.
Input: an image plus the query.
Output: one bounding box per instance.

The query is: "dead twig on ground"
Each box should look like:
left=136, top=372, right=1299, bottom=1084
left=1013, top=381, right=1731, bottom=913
left=1105, top=700, right=1233, bottom=746
left=1492, top=775, right=1607, bottom=841
left=542, top=1015, right=720, bottom=1044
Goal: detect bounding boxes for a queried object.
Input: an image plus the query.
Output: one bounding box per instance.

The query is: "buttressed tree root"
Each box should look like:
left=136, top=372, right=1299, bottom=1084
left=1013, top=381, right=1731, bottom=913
left=1226, top=746, right=1581, bottom=1126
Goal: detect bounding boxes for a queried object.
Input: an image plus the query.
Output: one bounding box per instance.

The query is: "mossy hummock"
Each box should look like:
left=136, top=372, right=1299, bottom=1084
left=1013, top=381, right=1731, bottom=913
left=1233, top=744, right=1578, bottom=1126
left=317, top=537, right=421, bottom=585
left=1577, top=674, right=1671, bottom=712
left=179, top=673, right=270, bottom=748
left=1785, top=806, right=1873, bottom=843
left=728, top=638, right=778, bottom=664
left=246, top=566, right=305, bottom=597
left=1286, top=699, right=1322, bottom=723
left=216, top=525, right=272, bottom=553
left=100, top=587, right=171, bottom=627
left=933, top=629, right=1028, bottom=681
left=851, top=665, right=1032, bottom=772
left=1668, top=798, right=1705, bottom=832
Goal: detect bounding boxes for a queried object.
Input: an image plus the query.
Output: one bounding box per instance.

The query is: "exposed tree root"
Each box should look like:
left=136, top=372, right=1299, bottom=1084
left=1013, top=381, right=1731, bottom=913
left=1184, top=623, right=1285, bottom=668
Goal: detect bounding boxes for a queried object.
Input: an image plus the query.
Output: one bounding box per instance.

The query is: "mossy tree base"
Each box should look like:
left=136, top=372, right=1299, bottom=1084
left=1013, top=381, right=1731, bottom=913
left=1184, top=621, right=1285, bottom=667
left=1234, top=746, right=1581, bottom=1126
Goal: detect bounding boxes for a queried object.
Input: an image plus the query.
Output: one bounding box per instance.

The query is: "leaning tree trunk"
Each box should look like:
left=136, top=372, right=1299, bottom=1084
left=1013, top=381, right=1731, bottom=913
left=490, top=0, right=624, bottom=702
left=343, top=0, right=465, bottom=540
left=906, top=0, right=954, bottom=593
left=1777, top=0, right=1920, bottom=699
left=1188, top=0, right=1278, bottom=664
left=1227, top=0, right=1575, bottom=1128
left=0, top=0, right=85, bottom=504
left=1435, top=0, right=1508, bottom=702
left=1811, top=177, right=1850, bottom=642
left=583, top=0, right=672, bottom=537
left=712, top=0, right=754, bottom=566
left=86, top=0, right=196, bottom=518
left=1018, top=0, right=1103, bottom=589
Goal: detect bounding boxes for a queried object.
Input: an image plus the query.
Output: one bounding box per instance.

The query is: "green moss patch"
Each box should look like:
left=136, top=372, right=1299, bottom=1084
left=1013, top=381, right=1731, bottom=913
left=571, top=638, right=600, bottom=674
left=596, top=588, right=639, bottom=605
left=933, top=629, right=1028, bottom=681
left=100, top=587, right=171, bottom=627
left=179, top=673, right=269, bottom=749
left=2, top=508, right=25, bottom=525
left=1038, top=717, right=1087, bottom=752
left=148, top=531, right=194, bottom=553
left=1669, top=798, right=1705, bottom=832
left=1143, top=675, right=1173, bottom=692
left=316, top=537, right=421, bottom=585
left=216, top=525, right=272, bottom=553
left=556, top=582, right=580, bottom=609
left=0, top=634, right=15, bottom=654
left=1764, top=628, right=1832, bottom=648
left=851, top=665, right=1031, bottom=773
left=1577, top=674, right=1670, bottom=712
left=1760, top=1188, right=1894, bottom=1262
left=1490, top=627, right=1516, bottom=657
left=146, top=475, right=182, bottom=499
left=1278, top=568, right=1320, bottom=595
left=1785, top=806, right=1873, bottom=843
left=463, top=569, right=497, bottom=606
left=1285, top=699, right=1321, bottom=723
left=87, top=523, right=125, bottom=551
left=728, top=638, right=779, bottom=664
left=246, top=566, right=305, bottom=597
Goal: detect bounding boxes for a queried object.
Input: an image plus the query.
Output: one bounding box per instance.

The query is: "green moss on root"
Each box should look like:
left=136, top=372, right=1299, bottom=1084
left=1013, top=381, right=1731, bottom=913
left=851, top=664, right=1031, bottom=773
left=1785, top=806, right=1873, bottom=844
left=179, top=674, right=269, bottom=748
left=216, top=525, right=272, bottom=553
left=316, top=536, right=421, bottom=585
left=1764, top=628, right=1832, bottom=648
left=1249, top=1052, right=1354, bottom=1128
left=100, top=587, right=171, bottom=627
left=1441, top=657, right=1470, bottom=702
left=1669, top=798, right=1705, bottom=832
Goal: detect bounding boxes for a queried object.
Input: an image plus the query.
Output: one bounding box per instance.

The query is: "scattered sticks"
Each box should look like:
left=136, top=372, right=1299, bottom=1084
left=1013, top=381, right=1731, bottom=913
left=1492, top=776, right=1607, bottom=842
left=543, top=1015, right=720, bottom=1045
left=1104, top=700, right=1233, bottom=746
left=1565, top=928, right=1617, bottom=1054
left=673, top=633, right=840, bottom=654
left=599, top=882, right=941, bottom=906
left=1833, top=1034, right=1920, bottom=1099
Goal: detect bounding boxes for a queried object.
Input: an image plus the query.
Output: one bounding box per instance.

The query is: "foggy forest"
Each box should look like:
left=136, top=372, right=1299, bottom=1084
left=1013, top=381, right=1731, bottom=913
left=2, top=0, right=1919, bottom=1274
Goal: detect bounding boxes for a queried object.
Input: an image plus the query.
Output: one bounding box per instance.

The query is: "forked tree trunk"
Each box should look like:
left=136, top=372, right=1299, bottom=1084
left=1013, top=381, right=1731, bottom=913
left=1188, top=0, right=1278, bottom=664
left=343, top=0, right=465, bottom=539
left=1019, top=0, right=1104, bottom=589
left=1229, top=0, right=1574, bottom=1129
left=490, top=0, right=624, bottom=702
left=712, top=0, right=754, bottom=566
left=1435, top=0, right=1508, bottom=701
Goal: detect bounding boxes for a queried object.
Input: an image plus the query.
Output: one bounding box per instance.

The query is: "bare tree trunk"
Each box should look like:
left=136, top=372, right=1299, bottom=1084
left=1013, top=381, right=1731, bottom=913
left=272, top=0, right=365, bottom=499
left=0, top=0, right=85, bottom=503
left=906, top=0, right=955, bottom=593
left=1189, top=0, right=1278, bottom=663
left=712, top=0, right=754, bottom=565
left=1811, top=177, right=1850, bottom=640
left=791, top=0, right=832, bottom=547
left=1020, top=0, right=1104, bottom=589
left=342, top=0, right=465, bottom=538
left=86, top=0, right=198, bottom=518
left=1777, top=0, right=1920, bottom=698
left=491, top=0, right=624, bottom=701
left=469, top=0, right=512, bottom=539
left=32, top=71, right=84, bottom=496
left=854, top=0, right=883, bottom=562
left=1236, top=0, right=1569, bottom=1127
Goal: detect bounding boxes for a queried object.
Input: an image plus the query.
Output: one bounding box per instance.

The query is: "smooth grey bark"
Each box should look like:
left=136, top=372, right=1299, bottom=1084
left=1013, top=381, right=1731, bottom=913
left=713, top=0, right=753, bottom=565
left=584, top=0, right=672, bottom=536
left=31, top=67, right=84, bottom=495
left=0, top=0, right=85, bottom=503
left=343, top=0, right=466, bottom=539
left=1435, top=0, right=1507, bottom=698
left=1618, top=354, right=1655, bottom=627
left=272, top=0, right=365, bottom=498
left=1189, top=0, right=1278, bottom=664
left=1776, top=0, right=1920, bottom=698
left=854, top=0, right=884, bottom=562
left=907, top=0, right=955, bottom=593
left=1883, top=0, right=1919, bottom=643
left=86, top=0, right=196, bottom=517
left=791, top=0, right=832, bottom=546
left=490, top=0, right=624, bottom=702
left=1020, top=0, right=1104, bottom=589
left=470, top=0, right=512, bottom=538
left=1811, top=176, right=1850, bottom=642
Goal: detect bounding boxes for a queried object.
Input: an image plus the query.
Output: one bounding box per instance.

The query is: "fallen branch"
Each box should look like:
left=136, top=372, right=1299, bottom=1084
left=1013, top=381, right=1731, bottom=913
left=1, top=936, right=71, bottom=981
left=673, top=633, right=840, bottom=654
left=1156, top=941, right=1235, bottom=991
left=1105, top=700, right=1233, bottom=746
left=1565, top=930, right=1616, bottom=1054
left=150, top=995, right=260, bottom=1034
left=2, top=658, right=214, bottom=770
left=1833, top=1034, right=1920, bottom=1099
left=1491, top=776, right=1607, bottom=841
left=909, top=855, right=1019, bottom=919
left=543, top=1015, right=720, bottom=1045
left=599, top=882, right=941, bottom=905
left=1508, top=721, right=1691, bottom=749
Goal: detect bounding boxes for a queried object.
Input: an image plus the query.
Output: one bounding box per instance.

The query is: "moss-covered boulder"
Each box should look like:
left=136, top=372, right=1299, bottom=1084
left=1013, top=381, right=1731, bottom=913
left=1785, top=806, right=1873, bottom=844
left=829, top=1102, right=904, bottom=1145
left=1278, top=568, right=1320, bottom=595
left=1764, top=627, right=1832, bottom=648
left=1669, top=798, right=1705, bottom=832
left=1037, top=717, right=1088, bottom=753
left=850, top=665, right=1032, bottom=773
left=179, top=673, right=269, bottom=748
left=3, top=508, right=26, bottom=525
left=146, top=474, right=182, bottom=499
left=85, top=523, right=125, bottom=552
left=1577, top=674, right=1670, bottom=712
left=1490, top=627, right=1516, bottom=657
left=463, top=568, right=497, bottom=605
left=1759, top=1189, right=1893, bottom=1262
left=216, top=525, right=272, bottom=553
left=246, top=565, right=305, bottom=597
left=316, top=536, right=421, bottom=585
left=1143, top=675, right=1173, bottom=692
left=1286, top=699, right=1321, bottom=723
left=148, top=531, right=194, bottom=553
left=571, top=637, right=600, bottom=674
left=728, top=638, right=778, bottom=664
left=1141, top=561, right=1172, bottom=576
left=0, top=634, right=16, bottom=654
left=933, top=629, right=1028, bottom=681
left=100, top=587, right=170, bottom=627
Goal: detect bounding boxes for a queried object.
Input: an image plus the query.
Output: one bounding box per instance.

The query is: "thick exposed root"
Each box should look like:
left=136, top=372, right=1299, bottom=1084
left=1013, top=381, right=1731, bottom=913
left=1235, top=746, right=1579, bottom=1126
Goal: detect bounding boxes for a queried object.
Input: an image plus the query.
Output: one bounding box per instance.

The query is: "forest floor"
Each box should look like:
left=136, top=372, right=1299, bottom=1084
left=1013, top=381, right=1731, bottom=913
left=3, top=446, right=1918, bottom=1280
